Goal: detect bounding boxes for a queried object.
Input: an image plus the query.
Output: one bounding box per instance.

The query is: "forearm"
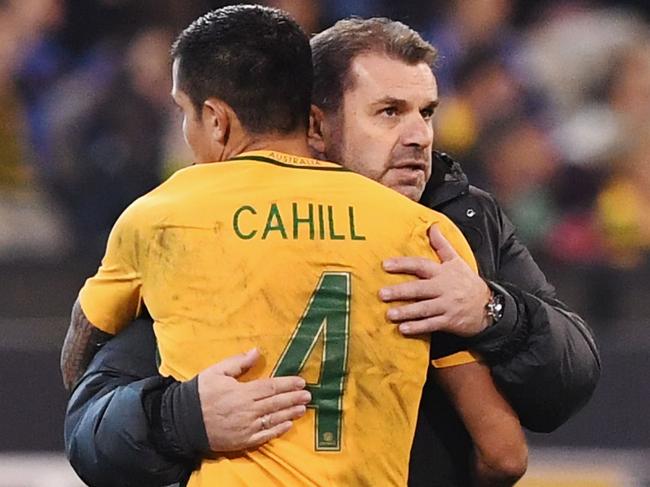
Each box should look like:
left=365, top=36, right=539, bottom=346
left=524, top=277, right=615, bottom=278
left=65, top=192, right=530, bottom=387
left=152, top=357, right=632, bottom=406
left=61, top=299, right=113, bottom=391
left=66, top=376, right=195, bottom=487
left=64, top=316, right=309, bottom=486
left=64, top=319, right=203, bottom=486
left=434, top=362, right=527, bottom=486
left=471, top=283, right=601, bottom=432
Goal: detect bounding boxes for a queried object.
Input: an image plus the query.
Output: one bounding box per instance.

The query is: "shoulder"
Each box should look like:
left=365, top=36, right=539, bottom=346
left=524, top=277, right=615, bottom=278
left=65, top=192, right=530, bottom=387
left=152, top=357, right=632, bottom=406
left=347, top=172, right=449, bottom=221
left=437, top=183, right=504, bottom=227
left=113, top=175, right=183, bottom=231
left=122, top=166, right=204, bottom=220
left=116, top=191, right=161, bottom=227
left=466, top=185, right=500, bottom=209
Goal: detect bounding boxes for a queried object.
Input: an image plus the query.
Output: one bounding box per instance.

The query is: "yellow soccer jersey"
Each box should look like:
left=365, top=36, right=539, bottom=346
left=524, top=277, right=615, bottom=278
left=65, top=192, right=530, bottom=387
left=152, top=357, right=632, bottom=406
left=79, top=150, right=478, bottom=487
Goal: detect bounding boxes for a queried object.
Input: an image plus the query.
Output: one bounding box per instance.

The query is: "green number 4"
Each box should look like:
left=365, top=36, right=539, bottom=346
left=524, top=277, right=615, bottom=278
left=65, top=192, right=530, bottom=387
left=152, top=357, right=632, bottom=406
left=272, top=272, right=351, bottom=451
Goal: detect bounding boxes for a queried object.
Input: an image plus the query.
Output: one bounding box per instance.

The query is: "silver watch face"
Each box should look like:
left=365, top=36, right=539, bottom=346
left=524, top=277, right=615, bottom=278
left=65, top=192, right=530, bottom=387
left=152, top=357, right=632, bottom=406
left=486, top=293, right=505, bottom=322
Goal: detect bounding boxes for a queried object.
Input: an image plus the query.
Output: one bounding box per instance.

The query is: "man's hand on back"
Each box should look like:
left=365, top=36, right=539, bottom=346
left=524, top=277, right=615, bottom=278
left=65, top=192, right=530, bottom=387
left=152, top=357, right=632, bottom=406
left=379, top=225, right=491, bottom=337
left=198, top=348, right=311, bottom=452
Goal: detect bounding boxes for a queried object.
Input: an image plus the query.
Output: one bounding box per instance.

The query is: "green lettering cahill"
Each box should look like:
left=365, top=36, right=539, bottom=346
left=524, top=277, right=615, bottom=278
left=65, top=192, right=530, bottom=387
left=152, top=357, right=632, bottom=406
left=233, top=203, right=367, bottom=241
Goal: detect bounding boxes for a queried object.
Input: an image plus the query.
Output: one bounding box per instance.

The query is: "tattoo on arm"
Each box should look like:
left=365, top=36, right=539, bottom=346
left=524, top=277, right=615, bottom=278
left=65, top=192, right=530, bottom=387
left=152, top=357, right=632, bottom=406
left=60, top=299, right=113, bottom=391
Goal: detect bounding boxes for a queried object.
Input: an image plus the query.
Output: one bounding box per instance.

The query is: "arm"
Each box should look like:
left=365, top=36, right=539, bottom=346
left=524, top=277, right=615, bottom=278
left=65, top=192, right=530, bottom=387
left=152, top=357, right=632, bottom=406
left=65, top=319, right=311, bottom=487
left=468, top=201, right=600, bottom=432
left=65, top=319, right=196, bottom=487
left=380, top=198, right=600, bottom=432
left=62, top=202, right=145, bottom=391
left=61, top=299, right=113, bottom=391
left=434, top=362, right=527, bottom=486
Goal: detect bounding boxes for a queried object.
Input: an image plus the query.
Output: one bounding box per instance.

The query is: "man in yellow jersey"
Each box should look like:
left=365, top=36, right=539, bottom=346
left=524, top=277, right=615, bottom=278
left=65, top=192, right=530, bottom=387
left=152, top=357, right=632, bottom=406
left=61, top=5, right=526, bottom=486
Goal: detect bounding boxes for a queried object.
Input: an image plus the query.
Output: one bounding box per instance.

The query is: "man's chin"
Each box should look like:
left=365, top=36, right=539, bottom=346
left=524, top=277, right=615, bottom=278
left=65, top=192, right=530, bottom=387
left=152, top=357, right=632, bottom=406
left=392, top=184, right=424, bottom=202
left=385, top=169, right=427, bottom=201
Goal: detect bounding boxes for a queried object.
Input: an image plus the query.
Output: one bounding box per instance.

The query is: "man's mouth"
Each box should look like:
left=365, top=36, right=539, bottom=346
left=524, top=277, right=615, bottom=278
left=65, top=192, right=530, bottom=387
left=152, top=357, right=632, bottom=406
left=392, top=160, right=428, bottom=172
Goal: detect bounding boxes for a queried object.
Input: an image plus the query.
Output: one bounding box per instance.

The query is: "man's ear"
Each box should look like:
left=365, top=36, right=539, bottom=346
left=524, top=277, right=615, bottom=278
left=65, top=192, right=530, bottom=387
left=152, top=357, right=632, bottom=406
left=308, top=104, right=326, bottom=156
left=202, top=98, right=231, bottom=147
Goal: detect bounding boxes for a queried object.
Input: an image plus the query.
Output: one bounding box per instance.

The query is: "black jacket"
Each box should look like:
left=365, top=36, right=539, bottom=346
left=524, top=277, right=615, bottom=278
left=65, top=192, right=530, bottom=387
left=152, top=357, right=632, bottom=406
left=64, top=153, right=600, bottom=487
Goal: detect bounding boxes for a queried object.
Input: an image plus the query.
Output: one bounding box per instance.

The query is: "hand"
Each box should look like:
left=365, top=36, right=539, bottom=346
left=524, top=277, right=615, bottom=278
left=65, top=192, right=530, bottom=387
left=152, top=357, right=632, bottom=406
left=197, top=348, right=311, bottom=452
left=379, top=225, right=491, bottom=337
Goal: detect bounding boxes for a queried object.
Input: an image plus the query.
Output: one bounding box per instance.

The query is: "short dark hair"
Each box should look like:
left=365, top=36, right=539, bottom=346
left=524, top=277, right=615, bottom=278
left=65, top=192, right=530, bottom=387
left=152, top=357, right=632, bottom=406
left=171, top=4, right=312, bottom=134
left=311, top=17, right=438, bottom=113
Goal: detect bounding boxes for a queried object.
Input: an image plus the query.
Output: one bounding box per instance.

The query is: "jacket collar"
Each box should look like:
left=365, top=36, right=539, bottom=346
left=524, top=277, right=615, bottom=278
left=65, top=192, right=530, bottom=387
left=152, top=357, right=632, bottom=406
left=419, top=151, right=470, bottom=209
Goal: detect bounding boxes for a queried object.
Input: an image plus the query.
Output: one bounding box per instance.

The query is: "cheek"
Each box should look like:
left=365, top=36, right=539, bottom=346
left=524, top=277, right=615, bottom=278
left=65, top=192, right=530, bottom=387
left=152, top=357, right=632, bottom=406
left=342, top=123, right=393, bottom=176
left=182, top=117, right=190, bottom=146
left=342, top=141, right=385, bottom=179
left=424, top=153, right=433, bottom=179
left=183, top=117, right=206, bottom=161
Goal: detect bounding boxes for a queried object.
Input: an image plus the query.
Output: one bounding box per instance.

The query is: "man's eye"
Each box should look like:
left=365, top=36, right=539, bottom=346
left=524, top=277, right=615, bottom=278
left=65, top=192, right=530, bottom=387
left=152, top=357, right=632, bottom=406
left=421, top=109, right=434, bottom=120
left=381, top=107, right=398, bottom=117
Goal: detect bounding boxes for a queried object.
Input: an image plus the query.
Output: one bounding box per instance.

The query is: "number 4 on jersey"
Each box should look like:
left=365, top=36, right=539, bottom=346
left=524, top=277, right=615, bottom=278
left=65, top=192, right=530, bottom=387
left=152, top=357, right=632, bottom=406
left=272, top=272, right=351, bottom=451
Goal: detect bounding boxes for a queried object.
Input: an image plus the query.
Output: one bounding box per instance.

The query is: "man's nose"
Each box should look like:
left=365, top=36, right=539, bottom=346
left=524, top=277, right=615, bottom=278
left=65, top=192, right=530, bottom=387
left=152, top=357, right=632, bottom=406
left=400, top=113, right=433, bottom=148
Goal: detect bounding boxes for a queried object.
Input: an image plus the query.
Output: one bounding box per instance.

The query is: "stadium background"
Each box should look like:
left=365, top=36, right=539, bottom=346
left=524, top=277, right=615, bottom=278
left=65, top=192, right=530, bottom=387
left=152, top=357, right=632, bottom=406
left=0, top=0, right=648, bottom=485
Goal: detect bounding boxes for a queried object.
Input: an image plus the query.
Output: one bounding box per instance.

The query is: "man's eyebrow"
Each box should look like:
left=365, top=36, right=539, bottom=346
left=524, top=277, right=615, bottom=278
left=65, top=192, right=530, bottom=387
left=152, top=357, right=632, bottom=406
left=372, top=97, right=440, bottom=109
left=424, top=100, right=440, bottom=110
left=372, top=96, right=407, bottom=107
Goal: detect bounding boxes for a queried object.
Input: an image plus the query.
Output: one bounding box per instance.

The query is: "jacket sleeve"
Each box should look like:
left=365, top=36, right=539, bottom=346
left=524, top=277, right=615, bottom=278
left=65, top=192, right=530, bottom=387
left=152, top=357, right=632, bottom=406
left=468, top=194, right=601, bottom=433
left=64, top=318, right=207, bottom=487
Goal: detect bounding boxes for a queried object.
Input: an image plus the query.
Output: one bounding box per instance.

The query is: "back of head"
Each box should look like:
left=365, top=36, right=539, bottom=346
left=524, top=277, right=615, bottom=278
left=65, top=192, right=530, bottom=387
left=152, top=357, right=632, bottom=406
left=172, top=4, right=312, bottom=134
left=311, top=17, right=438, bottom=113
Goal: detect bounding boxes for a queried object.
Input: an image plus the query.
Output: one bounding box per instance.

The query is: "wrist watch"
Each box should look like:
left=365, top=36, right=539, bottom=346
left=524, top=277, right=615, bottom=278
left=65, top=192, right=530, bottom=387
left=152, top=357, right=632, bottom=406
left=485, top=291, right=505, bottom=326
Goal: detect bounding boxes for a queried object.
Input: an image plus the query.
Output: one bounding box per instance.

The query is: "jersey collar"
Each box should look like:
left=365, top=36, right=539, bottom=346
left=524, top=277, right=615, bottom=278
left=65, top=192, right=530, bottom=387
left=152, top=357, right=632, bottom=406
left=232, top=150, right=347, bottom=171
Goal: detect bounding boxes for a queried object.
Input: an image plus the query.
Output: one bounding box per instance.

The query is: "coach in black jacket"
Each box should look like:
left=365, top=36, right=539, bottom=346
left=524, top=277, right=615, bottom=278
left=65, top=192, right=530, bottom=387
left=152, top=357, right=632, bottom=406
left=64, top=152, right=600, bottom=487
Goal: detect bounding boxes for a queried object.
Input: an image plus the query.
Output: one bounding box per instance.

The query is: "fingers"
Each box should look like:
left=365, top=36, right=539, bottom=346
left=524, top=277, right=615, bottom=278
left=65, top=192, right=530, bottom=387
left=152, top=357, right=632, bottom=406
left=246, top=376, right=307, bottom=400
left=386, top=299, right=444, bottom=323
left=246, top=401, right=309, bottom=449
left=256, top=389, right=311, bottom=413
left=380, top=279, right=441, bottom=303
left=428, top=224, right=459, bottom=262
left=382, top=256, right=439, bottom=278
left=246, top=420, right=295, bottom=449
left=265, top=404, right=307, bottom=429
left=244, top=390, right=310, bottom=450
left=212, top=348, right=260, bottom=378
left=397, top=316, right=448, bottom=335
left=260, top=404, right=308, bottom=432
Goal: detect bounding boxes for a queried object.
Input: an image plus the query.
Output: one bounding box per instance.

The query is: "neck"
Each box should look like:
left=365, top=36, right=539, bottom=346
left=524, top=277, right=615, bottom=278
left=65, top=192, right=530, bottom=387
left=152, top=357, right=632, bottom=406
left=222, top=131, right=313, bottom=160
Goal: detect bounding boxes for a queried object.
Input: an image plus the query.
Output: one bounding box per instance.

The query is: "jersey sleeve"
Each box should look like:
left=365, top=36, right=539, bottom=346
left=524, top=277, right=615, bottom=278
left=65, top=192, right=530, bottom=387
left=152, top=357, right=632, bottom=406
left=78, top=204, right=144, bottom=335
left=411, top=212, right=480, bottom=368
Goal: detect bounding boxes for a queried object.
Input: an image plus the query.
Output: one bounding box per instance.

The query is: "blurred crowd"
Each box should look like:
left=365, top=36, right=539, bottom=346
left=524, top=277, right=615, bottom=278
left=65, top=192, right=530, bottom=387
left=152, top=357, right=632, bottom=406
left=428, top=0, right=650, bottom=273
left=1, top=0, right=649, bottom=280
